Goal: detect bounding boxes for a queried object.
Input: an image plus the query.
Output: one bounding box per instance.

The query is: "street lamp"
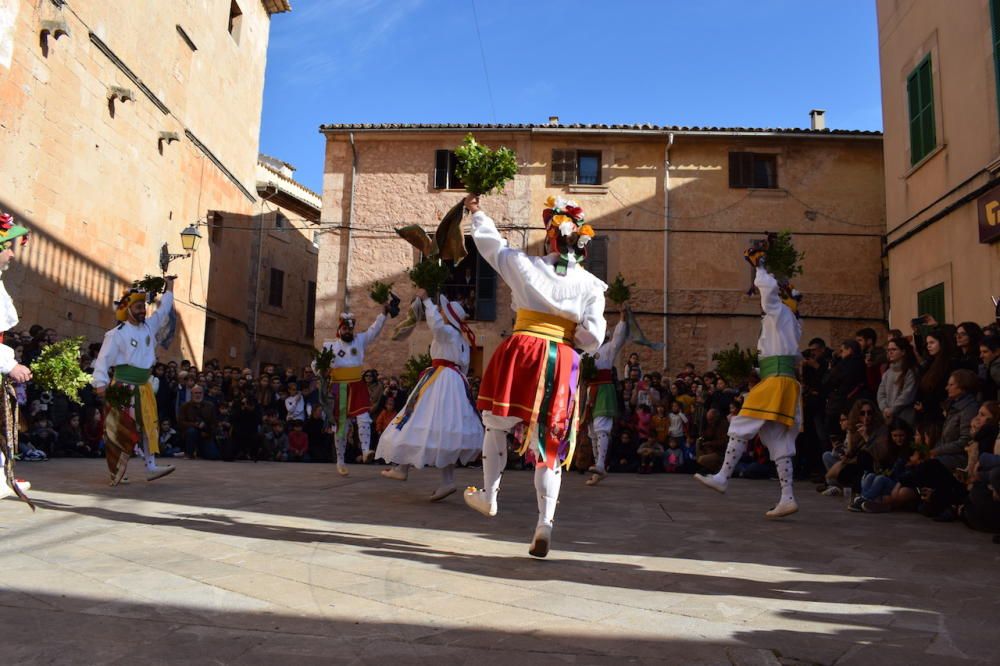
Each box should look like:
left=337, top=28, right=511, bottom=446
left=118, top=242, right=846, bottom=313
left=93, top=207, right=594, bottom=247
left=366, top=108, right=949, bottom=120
left=160, top=224, right=203, bottom=273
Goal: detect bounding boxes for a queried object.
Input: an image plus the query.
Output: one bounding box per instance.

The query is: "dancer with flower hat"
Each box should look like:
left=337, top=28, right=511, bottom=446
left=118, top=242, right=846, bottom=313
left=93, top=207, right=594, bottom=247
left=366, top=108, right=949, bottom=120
left=0, top=213, right=35, bottom=507
left=694, top=233, right=804, bottom=518
left=318, top=300, right=391, bottom=476
left=93, top=277, right=177, bottom=485
left=464, top=194, right=606, bottom=558
left=376, top=289, right=483, bottom=501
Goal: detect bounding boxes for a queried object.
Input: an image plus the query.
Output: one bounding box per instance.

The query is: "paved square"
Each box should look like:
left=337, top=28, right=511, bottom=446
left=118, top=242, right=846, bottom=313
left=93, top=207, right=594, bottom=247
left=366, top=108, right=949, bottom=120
left=1, top=459, right=996, bottom=665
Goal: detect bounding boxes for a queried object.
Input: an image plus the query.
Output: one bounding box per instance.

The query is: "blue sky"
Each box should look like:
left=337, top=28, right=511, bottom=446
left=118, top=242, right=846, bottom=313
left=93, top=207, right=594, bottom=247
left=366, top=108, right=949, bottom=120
left=259, top=0, right=883, bottom=193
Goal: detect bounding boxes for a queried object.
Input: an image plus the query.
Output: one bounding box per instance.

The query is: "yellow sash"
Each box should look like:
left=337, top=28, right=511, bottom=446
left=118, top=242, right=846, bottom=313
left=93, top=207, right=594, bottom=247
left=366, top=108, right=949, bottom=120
left=513, top=309, right=577, bottom=345
left=330, top=366, right=364, bottom=383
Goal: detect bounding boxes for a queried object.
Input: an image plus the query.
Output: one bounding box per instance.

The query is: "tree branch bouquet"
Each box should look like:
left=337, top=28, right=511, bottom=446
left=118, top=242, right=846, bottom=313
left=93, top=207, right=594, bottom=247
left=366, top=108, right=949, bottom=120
left=28, top=337, right=91, bottom=404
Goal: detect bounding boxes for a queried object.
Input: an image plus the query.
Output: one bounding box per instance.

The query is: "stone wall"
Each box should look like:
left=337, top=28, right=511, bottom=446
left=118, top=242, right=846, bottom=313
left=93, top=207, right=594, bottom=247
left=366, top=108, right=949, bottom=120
left=0, top=0, right=278, bottom=365
left=318, top=128, right=886, bottom=377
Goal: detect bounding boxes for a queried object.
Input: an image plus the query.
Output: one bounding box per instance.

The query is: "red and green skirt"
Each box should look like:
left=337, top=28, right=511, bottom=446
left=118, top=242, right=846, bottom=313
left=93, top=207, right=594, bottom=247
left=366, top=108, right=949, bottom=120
left=331, top=380, right=371, bottom=425
left=477, top=333, right=581, bottom=469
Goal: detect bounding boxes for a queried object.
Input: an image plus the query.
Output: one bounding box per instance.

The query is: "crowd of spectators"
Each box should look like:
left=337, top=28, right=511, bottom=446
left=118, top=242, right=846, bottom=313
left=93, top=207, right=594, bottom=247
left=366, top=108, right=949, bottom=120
left=9, top=312, right=1000, bottom=543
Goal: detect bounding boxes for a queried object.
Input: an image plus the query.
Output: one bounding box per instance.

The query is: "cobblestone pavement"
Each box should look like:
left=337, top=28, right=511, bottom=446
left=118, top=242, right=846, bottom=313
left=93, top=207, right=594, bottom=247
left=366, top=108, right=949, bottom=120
left=1, top=459, right=997, bottom=665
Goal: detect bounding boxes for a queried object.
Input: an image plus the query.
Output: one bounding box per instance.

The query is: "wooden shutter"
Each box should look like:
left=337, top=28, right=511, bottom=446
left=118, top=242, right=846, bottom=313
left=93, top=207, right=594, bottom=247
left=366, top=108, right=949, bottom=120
left=729, top=152, right=752, bottom=188
left=907, top=57, right=936, bottom=165
left=585, top=235, right=609, bottom=283
left=434, top=149, right=449, bottom=189
left=552, top=149, right=577, bottom=185
left=447, top=151, right=464, bottom=190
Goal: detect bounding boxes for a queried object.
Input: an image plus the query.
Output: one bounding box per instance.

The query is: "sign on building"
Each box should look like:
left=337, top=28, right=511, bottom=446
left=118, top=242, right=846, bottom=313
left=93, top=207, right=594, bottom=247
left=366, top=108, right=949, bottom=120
left=977, top=183, right=1000, bottom=243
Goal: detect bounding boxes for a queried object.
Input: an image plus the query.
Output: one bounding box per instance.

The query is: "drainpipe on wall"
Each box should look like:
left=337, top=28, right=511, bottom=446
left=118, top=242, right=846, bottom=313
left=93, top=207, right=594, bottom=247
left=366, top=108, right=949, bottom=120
left=345, top=132, right=358, bottom=312
left=662, top=132, right=673, bottom=370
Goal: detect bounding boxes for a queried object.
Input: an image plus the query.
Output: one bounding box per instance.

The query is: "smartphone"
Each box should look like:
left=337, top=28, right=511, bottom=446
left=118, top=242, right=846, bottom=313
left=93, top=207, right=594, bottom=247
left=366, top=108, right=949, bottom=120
left=910, top=315, right=927, bottom=327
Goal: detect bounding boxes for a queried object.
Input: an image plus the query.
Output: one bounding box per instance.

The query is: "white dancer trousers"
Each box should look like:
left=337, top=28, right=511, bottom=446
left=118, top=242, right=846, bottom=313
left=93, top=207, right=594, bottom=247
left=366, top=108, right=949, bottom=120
left=481, top=411, right=562, bottom=527
left=334, top=412, right=373, bottom=463
left=588, top=416, right=613, bottom=472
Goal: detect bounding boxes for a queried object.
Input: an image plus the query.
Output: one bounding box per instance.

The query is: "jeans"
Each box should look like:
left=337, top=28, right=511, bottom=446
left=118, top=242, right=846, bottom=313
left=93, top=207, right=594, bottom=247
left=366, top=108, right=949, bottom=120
left=860, top=472, right=895, bottom=501
left=822, top=451, right=840, bottom=471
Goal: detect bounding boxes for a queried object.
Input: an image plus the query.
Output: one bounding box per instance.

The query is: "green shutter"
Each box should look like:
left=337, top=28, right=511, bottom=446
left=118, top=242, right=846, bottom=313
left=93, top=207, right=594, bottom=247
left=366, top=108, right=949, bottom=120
left=907, top=56, right=936, bottom=165
left=917, top=283, right=945, bottom=326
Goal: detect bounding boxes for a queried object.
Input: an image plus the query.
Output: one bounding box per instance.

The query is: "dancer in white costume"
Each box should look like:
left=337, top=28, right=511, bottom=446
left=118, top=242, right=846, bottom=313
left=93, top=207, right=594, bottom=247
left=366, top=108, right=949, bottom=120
left=463, top=194, right=606, bottom=558
left=319, top=303, right=389, bottom=476
left=377, top=289, right=483, bottom=501
left=583, top=305, right=627, bottom=486
left=694, top=243, right=802, bottom=518
left=0, top=213, right=34, bottom=506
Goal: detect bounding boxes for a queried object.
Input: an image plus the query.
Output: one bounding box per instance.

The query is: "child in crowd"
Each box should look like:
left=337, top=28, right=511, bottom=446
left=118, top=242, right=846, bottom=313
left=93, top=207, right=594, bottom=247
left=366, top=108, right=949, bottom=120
left=265, top=420, right=288, bottom=461
left=651, top=403, right=670, bottom=446
left=375, top=395, right=398, bottom=435
left=284, top=381, right=305, bottom=422
left=56, top=412, right=95, bottom=457
left=287, top=420, right=309, bottom=462
left=609, top=429, right=639, bottom=473
left=27, top=416, right=57, bottom=457
left=159, top=419, right=182, bottom=458
left=83, top=407, right=104, bottom=454
left=668, top=401, right=689, bottom=451
left=663, top=436, right=684, bottom=472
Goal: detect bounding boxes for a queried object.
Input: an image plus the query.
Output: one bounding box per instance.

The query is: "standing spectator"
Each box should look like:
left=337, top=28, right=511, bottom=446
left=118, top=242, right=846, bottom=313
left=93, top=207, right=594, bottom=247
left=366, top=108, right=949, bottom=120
left=623, top=352, right=641, bottom=380
left=231, top=393, right=262, bottom=460
left=651, top=403, right=670, bottom=446
left=981, top=336, right=1000, bottom=401
left=955, top=322, right=984, bottom=372
left=178, top=385, right=218, bottom=459
left=823, top=340, right=868, bottom=435
left=284, top=381, right=306, bottom=422
left=915, top=328, right=959, bottom=424
left=856, top=327, right=887, bottom=394
left=667, top=400, right=688, bottom=451
left=877, top=336, right=919, bottom=426
left=305, top=404, right=332, bottom=463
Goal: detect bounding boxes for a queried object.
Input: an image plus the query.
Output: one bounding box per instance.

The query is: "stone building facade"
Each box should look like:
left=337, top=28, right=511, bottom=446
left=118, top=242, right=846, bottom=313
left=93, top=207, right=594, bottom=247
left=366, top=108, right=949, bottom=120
left=0, top=0, right=290, bottom=363
left=203, top=155, right=321, bottom=372
left=877, top=0, right=1000, bottom=330
left=317, top=123, right=886, bottom=376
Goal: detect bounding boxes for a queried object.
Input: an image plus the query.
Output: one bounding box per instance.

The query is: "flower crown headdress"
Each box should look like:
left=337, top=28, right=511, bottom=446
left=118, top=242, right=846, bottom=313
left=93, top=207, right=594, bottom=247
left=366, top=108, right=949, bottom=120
left=541, top=196, right=595, bottom=275
left=0, top=213, right=30, bottom=249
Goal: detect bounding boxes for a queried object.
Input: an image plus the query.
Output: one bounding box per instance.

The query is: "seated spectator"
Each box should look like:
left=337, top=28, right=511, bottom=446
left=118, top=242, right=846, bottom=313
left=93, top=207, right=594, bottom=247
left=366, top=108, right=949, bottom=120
left=877, top=336, right=919, bottom=426
left=55, top=413, right=94, bottom=457
left=825, top=399, right=886, bottom=495
left=734, top=437, right=772, bottom=479
left=178, top=385, right=218, bottom=459
left=27, top=415, right=57, bottom=456
left=967, top=401, right=1000, bottom=481
left=932, top=369, right=981, bottom=471
left=695, top=408, right=728, bottom=473
left=662, top=436, right=684, bottom=473
left=961, top=466, right=1000, bottom=535
left=287, top=420, right=310, bottom=462
left=158, top=419, right=182, bottom=458
left=82, top=407, right=103, bottom=453
left=853, top=418, right=912, bottom=512
left=609, top=429, right=639, bottom=473
left=266, top=421, right=289, bottom=461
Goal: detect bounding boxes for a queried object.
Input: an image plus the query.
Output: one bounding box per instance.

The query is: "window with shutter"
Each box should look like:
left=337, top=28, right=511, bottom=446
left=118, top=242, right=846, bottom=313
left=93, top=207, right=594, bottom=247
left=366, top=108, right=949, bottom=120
left=434, top=149, right=449, bottom=189
left=907, top=56, right=936, bottom=165
left=584, top=235, right=609, bottom=283
left=917, top=283, right=945, bottom=326
left=729, top=152, right=777, bottom=189
left=552, top=149, right=577, bottom=185
left=433, top=150, right=465, bottom=189
left=475, top=252, right=497, bottom=321
left=305, top=281, right=316, bottom=337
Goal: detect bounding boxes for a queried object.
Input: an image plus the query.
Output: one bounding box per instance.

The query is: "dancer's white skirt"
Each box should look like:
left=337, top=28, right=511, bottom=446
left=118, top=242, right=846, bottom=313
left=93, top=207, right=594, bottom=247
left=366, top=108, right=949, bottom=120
left=376, top=367, right=483, bottom=468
